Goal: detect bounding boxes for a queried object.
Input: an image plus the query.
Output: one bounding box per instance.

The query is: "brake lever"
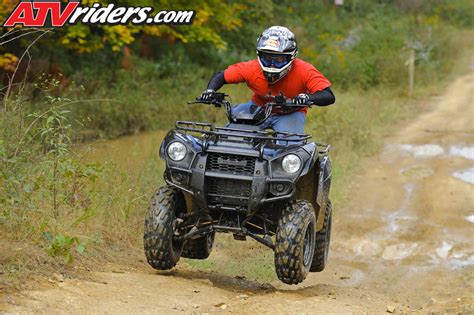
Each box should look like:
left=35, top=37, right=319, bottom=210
left=187, top=100, right=203, bottom=105
left=285, top=100, right=314, bottom=108
left=187, top=99, right=222, bottom=107
left=189, top=96, right=214, bottom=103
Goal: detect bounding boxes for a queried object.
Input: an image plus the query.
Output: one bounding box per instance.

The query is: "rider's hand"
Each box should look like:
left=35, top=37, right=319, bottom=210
left=293, top=93, right=310, bottom=105
left=199, top=89, right=215, bottom=101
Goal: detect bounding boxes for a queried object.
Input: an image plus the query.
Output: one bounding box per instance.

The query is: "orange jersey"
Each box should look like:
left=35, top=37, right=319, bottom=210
left=223, top=58, right=331, bottom=113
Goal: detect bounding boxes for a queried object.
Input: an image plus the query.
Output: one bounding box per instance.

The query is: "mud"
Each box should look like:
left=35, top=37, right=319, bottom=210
left=330, top=73, right=474, bottom=311
left=1, top=73, right=473, bottom=314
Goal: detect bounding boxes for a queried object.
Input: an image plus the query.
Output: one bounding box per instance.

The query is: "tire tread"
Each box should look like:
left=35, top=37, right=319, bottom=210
left=275, top=200, right=316, bottom=285
left=181, top=233, right=215, bottom=259
left=144, top=186, right=183, bottom=270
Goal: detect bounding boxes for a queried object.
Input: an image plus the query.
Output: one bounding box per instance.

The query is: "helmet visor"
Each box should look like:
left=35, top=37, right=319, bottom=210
left=258, top=52, right=291, bottom=69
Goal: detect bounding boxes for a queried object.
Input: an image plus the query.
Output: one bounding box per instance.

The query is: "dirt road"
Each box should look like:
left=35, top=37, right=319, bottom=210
left=2, top=73, right=473, bottom=314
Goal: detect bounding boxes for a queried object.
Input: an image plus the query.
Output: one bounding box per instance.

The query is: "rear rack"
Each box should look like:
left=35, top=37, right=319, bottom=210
left=176, top=120, right=311, bottom=145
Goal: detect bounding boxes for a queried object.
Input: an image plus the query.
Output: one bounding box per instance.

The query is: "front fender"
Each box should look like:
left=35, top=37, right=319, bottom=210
left=299, top=142, right=318, bottom=177
left=160, top=130, right=202, bottom=163
left=295, top=154, right=332, bottom=232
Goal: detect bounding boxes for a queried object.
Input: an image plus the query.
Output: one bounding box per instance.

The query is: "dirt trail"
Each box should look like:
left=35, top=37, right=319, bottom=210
left=2, top=73, right=473, bottom=314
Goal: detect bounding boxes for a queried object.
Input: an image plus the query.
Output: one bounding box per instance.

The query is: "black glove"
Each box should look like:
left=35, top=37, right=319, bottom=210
left=199, top=89, right=215, bottom=101
left=293, top=93, right=310, bottom=105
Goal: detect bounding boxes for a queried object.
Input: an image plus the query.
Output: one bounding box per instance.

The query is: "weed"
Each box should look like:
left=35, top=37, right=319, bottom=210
left=44, top=232, right=86, bottom=264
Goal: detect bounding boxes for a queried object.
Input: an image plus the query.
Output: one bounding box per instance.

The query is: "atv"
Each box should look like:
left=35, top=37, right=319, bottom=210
left=144, top=93, right=332, bottom=285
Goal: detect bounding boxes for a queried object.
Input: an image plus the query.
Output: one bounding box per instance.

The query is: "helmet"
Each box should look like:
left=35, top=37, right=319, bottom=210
left=256, top=26, right=298, bottom=84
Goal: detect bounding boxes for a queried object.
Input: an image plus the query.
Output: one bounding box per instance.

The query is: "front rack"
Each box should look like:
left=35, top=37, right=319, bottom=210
left=316, top=142, right=331, bottom=155
left=175, top=121, right=215, bottom=132
left=176, top=120, right=311, bottom=144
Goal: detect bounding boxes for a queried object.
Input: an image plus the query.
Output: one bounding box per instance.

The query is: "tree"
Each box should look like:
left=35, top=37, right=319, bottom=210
left=1, top=0, right=247, bottom=54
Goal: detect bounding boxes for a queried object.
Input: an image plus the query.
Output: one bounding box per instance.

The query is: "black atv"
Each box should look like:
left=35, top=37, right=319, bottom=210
left=144, top=93, right=332, bottom=285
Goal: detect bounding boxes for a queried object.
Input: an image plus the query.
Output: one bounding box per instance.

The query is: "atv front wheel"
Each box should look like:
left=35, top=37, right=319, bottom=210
left=182, top=232, right=215, bottom=259
left=310, top=200, right=332, bottom=272
left=144, top=186, right=185, bottom=270
left=274, top=200, right=316, bottom=285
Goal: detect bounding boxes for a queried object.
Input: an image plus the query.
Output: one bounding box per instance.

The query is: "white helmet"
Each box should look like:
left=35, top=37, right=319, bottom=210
left=256, top=26, right=298, bottom=84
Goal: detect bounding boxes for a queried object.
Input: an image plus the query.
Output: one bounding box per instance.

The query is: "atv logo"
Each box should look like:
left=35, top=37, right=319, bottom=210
left=4, top=1, right=79, bottom=27
left=3, top=1, right=195, bottom=27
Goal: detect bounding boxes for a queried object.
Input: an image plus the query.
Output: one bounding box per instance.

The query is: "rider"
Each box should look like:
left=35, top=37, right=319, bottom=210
left=200, top=25, right=335, bottom=134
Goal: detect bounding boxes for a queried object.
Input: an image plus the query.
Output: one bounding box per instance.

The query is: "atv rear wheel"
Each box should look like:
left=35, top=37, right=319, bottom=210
left=182, top=232, right=215, bottom=259
left=274, top=200, right=316, bottom=285
left=310, top=200, right=332, bottom=272
left=144, top=186, right=185, bottom=270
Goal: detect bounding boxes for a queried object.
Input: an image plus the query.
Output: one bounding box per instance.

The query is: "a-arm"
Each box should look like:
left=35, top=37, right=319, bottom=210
left=307, top=87, right=335, bottom=106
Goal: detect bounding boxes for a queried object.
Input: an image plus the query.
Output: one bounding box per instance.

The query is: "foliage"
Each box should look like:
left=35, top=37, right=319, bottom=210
left=0, top=52, right=18, bottom=71
left=0, top=0, right=248, bottom=55
left=273, top=1, right=466, bottom=90
left=44, top=232, right=86, bottom=264
left=0, top=75, right=102, bottom=267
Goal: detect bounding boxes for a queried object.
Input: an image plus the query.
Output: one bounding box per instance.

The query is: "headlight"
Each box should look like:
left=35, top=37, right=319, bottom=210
left=282, top=154, right=301, bottom=174
left=167, top=142, right=187, bottom=161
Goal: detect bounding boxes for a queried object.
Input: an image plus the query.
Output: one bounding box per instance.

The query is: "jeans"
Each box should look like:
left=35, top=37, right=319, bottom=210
left=231, top=101, right=306, bottom=145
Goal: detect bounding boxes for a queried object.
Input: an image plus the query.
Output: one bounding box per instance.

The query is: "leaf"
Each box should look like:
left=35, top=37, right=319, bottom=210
left=55, top=234, right=66, bottom=244
left=23, top=184, right=33, bottom=193
left=64, top=252, right=73, bottom=264
left=76, top=244, right=85, bottom=254
left=43, top=231, right=53, bottom=242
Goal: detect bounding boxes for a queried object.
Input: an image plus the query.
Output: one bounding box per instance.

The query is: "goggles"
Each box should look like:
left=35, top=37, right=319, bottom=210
left=258, top=52, right=290, bottom=69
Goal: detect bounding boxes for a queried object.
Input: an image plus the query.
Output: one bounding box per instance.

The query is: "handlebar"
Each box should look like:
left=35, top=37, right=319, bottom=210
left=188, top=92, right=228, bottom=107
left=189, top=93, right=313, bottom=108
left=267, top=94, right=314, bottom=107
left=265, top=101, right=314, bottom=108
left=188, top=93, right=313, bottom=124
left=188, top=92, right=315, bottom=124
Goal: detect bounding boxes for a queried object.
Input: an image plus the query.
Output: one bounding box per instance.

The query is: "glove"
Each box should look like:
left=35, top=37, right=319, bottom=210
left=293, top=93, right=310, bottom=105
left=199, top=89, right=215, bottom=101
